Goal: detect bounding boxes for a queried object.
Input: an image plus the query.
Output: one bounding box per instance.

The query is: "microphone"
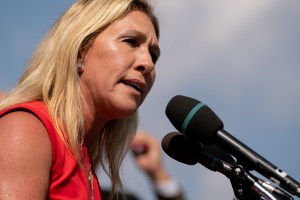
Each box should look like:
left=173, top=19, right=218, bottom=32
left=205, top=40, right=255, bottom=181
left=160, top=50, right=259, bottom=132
left=161, top=132, right=234, bottom=175
left=165, top=95, right=300, bottom=197
left=161, top=132, right=294, bottom=200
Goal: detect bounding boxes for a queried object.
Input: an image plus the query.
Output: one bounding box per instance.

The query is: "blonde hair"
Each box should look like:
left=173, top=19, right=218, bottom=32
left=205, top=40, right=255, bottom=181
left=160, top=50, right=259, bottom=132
left=0, top=0, right=159, bottom=199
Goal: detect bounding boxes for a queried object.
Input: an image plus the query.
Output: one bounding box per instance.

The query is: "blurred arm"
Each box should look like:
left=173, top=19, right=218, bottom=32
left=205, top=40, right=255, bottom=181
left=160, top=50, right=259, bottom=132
left=131, top=130, right=185, bottom=200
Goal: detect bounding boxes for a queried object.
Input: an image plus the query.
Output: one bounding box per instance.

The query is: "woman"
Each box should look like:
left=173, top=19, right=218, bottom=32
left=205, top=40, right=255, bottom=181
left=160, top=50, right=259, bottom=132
left=0, top=0, right=160, bottom=199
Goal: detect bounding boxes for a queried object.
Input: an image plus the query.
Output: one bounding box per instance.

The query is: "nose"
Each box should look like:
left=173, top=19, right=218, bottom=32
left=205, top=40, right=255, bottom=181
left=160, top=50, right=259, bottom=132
left=134, top=49, right=155, bottom=75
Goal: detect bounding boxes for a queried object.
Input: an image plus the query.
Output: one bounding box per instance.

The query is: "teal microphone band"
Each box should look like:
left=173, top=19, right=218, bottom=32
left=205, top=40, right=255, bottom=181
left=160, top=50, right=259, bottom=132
left=181, top=102, right=205, bottom=134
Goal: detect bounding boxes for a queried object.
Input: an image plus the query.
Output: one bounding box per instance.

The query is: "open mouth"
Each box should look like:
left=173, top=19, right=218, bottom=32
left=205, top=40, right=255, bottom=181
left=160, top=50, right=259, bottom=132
left=121, top=80, right=143, bottom=94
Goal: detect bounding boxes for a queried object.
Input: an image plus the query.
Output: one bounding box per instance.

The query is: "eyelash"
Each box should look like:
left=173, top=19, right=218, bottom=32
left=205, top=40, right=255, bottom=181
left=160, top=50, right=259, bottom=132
left=124, top=37, right=138, bottom=47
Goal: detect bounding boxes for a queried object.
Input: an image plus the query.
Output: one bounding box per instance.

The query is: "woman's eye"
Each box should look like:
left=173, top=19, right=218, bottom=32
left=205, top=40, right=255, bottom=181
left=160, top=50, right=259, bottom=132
left=124, top=37, right=138, bottom=47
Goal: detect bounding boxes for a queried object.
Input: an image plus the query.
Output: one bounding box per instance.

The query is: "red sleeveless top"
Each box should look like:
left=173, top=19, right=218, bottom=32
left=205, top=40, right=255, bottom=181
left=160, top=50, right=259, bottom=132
left=0, top=101, right=102, bottom=200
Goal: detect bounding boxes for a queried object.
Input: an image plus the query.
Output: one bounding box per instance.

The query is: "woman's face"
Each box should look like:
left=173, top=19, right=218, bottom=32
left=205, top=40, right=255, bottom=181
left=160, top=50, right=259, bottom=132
left=80, top=10, right=160, bottom=120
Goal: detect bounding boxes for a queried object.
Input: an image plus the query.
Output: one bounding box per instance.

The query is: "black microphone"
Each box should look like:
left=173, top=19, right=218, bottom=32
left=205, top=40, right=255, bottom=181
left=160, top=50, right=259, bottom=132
left=162, top=132, right=294, bottom=200
left=161, top=132, right=234, bottom=175
left=165, top=95, right=300, bottom=197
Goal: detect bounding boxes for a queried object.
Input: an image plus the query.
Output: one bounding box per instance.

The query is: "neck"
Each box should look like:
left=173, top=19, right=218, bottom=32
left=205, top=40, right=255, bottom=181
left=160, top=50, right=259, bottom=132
left=83, top=102, right=108, bottom=149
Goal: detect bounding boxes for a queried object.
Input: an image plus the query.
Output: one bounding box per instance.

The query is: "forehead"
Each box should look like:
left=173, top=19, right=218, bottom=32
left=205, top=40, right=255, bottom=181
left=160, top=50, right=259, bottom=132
left=104, top=10, right=157, bottom=38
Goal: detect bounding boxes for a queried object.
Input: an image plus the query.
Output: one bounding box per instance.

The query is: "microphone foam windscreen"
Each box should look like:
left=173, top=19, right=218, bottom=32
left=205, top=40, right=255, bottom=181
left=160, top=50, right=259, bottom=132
left=165, top=95, right=224, bottom=144
left=161, top=132, right=202, bottom=165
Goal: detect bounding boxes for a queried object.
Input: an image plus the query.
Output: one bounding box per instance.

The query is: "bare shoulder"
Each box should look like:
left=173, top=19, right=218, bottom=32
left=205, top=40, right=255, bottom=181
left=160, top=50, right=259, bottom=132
left=0, top=111, right=52, bottom=157
left=0, top=111, right=52, bottom=199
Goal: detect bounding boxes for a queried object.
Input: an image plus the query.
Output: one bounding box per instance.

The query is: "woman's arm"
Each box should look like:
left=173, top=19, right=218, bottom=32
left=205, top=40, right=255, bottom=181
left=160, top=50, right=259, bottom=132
left=0, top=111, right=52, bottom=200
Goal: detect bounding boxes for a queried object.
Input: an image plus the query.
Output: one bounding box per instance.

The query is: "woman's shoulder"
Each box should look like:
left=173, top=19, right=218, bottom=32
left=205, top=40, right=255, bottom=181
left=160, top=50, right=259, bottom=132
left=0, top=108, right=52, bottom=199
left=0, top=101, right=56, bottom=137
left=0, top=100, right=58, bottom=162
left=0, top=107, right=52, bottom=161
left=0, top=101, right=54, bottom=168
left=0, top=107, right=49, bottom=137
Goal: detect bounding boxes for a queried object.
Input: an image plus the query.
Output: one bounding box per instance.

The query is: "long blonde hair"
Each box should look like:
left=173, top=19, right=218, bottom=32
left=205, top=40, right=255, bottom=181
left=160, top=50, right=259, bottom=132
left=0, top=0, right=159, bottom=198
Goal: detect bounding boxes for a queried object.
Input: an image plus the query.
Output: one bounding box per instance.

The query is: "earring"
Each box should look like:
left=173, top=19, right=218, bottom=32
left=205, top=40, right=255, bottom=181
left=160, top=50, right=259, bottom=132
left=77, top=63, right=84, bottom=72
left=77, top=63, right=83, bottom=69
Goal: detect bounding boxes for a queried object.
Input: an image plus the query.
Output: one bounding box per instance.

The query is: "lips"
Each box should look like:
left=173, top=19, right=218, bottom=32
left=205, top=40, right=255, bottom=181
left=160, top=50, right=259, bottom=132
left=121, top=79, right=145, bottom=94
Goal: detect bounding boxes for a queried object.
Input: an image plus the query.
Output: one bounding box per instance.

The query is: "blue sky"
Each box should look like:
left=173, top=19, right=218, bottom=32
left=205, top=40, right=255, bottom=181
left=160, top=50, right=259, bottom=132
left=1, top=0, right=300, bottom=199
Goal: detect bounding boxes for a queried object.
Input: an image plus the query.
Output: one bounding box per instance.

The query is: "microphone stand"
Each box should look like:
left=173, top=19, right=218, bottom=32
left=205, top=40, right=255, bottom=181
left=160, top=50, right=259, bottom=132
left=229, top=165, right=277, bottom=200
left=196, top=151, right=293, bottom=200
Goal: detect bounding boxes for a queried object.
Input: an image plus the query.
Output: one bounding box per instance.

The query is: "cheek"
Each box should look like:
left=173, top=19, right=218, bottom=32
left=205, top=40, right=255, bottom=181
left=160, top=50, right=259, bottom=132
left=146, top=70, right=156, bottom=92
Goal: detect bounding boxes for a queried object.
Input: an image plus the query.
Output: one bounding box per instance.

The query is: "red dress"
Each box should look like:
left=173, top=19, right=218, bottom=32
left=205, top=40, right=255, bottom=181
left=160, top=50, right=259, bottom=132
left=0, top=101, right=102, bottom=200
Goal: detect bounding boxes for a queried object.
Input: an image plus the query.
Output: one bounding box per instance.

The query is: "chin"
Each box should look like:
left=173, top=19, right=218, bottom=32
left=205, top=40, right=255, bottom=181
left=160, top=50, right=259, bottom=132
left=108, top=95, right=142, bottom=118
left=110, top=103, right=139, bottom=119
left=114, top=109, right=138, bottom=120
